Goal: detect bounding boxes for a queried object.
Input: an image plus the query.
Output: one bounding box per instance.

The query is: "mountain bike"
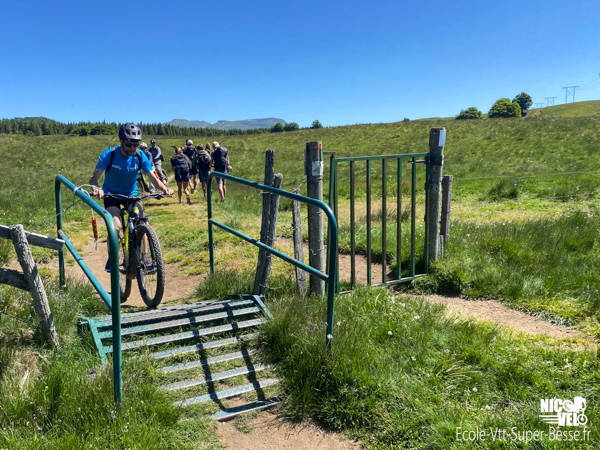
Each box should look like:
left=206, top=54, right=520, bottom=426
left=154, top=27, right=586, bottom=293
left=137, top=169, right=169, bottom=193
left=137, top=172, right=152, bottom=193
left=156, top=167, right=169, bottom=185
left=104, top=193, right=169, bottom=308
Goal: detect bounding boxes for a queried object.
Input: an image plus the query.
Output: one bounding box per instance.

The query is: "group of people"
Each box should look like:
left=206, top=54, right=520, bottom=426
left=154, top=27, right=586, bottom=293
left=171, top=139, right=230, bottom=204
left=88, top=122, right=231, bottom=272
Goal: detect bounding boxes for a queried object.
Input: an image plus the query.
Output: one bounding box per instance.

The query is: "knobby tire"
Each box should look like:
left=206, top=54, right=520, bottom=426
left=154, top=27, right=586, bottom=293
left=119, top=236, right=133, bottom=302
left=134, top=223, right=165, bottom=308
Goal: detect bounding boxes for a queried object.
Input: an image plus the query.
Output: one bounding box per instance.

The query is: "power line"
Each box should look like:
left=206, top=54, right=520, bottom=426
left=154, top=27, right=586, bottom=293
left=562, top=86, right=579, bottom=103
left=545, top=97, right=557, bottom=106
left=534, top=103, right=544, bottom=108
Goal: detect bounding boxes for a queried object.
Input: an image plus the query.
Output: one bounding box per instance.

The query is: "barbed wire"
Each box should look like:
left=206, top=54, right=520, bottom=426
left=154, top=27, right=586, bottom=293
left=24, top=185, right=97, bottom=235
left=453, top=170, right=600, bottom=181
left=0, top=311, right=34, bottom=327
left=450, top=192, right=600, bottom=211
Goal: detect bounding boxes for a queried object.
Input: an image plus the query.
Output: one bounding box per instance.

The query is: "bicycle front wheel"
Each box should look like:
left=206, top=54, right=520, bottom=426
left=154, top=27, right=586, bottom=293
left=134, top=223, right=165, bottom=308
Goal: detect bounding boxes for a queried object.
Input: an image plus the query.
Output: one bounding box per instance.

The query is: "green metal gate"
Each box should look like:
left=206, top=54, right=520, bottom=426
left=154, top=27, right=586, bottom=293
left=327, top=152, right=431, bottom=292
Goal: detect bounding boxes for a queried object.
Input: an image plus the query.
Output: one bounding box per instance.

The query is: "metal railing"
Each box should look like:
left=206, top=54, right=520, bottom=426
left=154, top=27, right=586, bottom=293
left=207, top=172, right=338, bottom=350
left=55, top=175, right=123, bottom=404
left=327, top=153, right=430, bottom=291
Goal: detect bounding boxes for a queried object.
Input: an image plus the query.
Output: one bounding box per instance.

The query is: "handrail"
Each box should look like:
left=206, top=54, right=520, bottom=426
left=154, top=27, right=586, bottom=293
left=207, top=172, right=338, bottom=351
left=55, top=175, right=123, bottom=405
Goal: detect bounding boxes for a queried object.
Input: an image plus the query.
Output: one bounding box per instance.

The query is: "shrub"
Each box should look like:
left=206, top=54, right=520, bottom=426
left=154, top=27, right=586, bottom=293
left=488, top=98, right=521, bottom=118
left=90, top=123, right=117, bottom=135
left=270, top=123, right=285, bottom=133
left=455, top=107, right=482, bottom=120
left=513, top=92, right=533, bottom=115
left=283, top=122, right=299, bottom=132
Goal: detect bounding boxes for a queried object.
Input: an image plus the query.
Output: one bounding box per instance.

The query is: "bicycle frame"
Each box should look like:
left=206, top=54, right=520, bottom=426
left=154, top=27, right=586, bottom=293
left=120, top=204, right=146, bottom=277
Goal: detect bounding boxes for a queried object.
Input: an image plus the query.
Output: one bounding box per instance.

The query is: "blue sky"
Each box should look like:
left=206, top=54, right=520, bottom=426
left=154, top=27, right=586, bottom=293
left=1, top=0, right=599, bottom=128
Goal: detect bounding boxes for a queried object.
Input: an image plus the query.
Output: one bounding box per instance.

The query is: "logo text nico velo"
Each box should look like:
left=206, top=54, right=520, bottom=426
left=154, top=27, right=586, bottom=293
left=456, top=397, right=591, bottom=444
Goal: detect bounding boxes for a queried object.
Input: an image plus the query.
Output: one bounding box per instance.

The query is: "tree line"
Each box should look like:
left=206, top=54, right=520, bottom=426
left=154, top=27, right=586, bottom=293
left=0, top=117, right=278, bottom=137
left=456, top=92, right=533, bottom=120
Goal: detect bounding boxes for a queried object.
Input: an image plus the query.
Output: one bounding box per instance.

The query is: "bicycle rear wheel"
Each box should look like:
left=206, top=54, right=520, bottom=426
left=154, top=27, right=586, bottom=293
left=119, top=238, right=132, bottom=302
left=134, top=223, right=165, bottom=308
left=159, top=168, right=169, bottom=185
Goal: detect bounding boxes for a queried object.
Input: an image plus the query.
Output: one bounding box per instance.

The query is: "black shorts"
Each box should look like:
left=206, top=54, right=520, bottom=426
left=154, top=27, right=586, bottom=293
left=175, top=172, right=191, bottom=183
left=103, top=197, right=144, bottom=217
left=190, top=166, right=198, bottom=175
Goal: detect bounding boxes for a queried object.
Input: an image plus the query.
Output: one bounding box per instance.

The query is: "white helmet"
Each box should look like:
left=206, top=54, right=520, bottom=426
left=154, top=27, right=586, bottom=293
left=186, top=140, right=193, bottom=146
left=140, top=142, right=148, bottom=149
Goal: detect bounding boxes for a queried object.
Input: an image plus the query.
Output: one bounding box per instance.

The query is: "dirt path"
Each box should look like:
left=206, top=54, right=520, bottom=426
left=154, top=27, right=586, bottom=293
left=335, top=251, right=579, bottom=338
left=8, top=237, right=202, bottom=309
left=217, top=410, right=362, bottom=450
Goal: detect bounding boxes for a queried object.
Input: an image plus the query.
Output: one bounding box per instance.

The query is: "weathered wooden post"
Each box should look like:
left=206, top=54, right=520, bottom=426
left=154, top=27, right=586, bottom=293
left=292, top=188, right=307, bottom=297
left=427, top=128, right=445, bottom=264
left=305, top=142, right=325, bottom=296
left=440, top=175, right=453, bottom=255
left=254, top=150, right=276, bottom=295
left=257, top=173, right=283, bottom=295
left=9, top=225, right=60, bottom=349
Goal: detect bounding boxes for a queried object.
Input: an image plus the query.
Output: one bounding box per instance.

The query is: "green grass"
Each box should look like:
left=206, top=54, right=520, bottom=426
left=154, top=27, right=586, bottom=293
left=536, top=101, right=600, bottom=118
left=0, top=279, right=219, bottom=449
left=261, top=287, right=600, bottom=449
left=3, top=101, right=600, bottom=447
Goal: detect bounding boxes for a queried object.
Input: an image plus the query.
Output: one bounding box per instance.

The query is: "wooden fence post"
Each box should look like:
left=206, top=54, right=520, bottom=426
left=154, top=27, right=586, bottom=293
left=257, top=173, right=283, bottom=295
left=440, top=175, right=453, bottom=248
left=427, top=128, right=445, bottom=264
left=305, top=142, right=325, bottom=296
left=292, top=188, right=307, bottom=297
left=10, top=225, right=60, bottom=349
left=253, top=150, right=275, bottom=295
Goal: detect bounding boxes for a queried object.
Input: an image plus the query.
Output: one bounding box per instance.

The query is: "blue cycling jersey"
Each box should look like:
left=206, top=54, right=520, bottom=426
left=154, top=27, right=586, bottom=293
left=96, top=146, right=153, bottom=195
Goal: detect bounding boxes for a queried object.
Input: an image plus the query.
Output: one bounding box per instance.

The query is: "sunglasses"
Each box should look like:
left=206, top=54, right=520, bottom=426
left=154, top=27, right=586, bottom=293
left=123, top=142, right=139, bottom=149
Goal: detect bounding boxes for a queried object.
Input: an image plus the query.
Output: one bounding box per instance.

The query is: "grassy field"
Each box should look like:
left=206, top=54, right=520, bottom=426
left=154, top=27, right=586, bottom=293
left=2, top=100, right=600, bottom=448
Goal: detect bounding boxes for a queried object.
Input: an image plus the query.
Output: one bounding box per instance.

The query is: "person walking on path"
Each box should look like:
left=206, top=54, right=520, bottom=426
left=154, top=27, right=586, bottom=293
left=183, top=139, right=199, bottom=193
left=89, top=123, right=173, bottom=271
left=195, top=144, right=212, bottom=197
left=171, top=147, right=193, bottom=205
left=148, top=139, right=166, bottom=187
left=211, top=141, right=229, bottom=202
left=139, top=142, right=155, bottom=192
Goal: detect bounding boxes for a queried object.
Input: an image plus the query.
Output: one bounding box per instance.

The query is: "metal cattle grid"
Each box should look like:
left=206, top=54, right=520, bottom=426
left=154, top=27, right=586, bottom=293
left=79, top=295, right=279, bottom=421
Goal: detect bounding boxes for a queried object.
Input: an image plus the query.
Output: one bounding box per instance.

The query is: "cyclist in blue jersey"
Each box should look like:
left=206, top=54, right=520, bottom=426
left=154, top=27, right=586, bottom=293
left=89, top=123, right=173, bottom=270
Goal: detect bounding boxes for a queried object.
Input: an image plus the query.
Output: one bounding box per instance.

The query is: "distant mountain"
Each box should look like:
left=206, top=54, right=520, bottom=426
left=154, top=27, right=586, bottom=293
left=163, top=118, right=286, bottom=131
left=166, top=119, right=212, bottom=128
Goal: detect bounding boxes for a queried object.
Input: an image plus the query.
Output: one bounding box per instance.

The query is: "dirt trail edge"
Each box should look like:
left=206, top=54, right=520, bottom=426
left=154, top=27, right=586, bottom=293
left=335, top=251, right=580, bottom=339
left=217, top=410, right=363, bottom=450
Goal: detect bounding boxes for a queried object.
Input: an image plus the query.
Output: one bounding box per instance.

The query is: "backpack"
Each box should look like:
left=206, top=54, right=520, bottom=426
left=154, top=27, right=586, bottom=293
left=195, top=150, right=211, bottom=171
left=105, top=147, right=142, bottom=172
left=174, top=156, right=191, bottom=176
left=213, top=146, right=228, bottom=172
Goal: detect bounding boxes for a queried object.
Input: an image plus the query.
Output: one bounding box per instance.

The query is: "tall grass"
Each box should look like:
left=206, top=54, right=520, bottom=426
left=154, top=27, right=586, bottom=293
left=0, top=279, right=218, bottom=449
left=261, top=287, right=599, bottom=448
left=411, top=207, right=600, bottom=330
